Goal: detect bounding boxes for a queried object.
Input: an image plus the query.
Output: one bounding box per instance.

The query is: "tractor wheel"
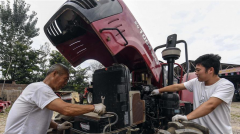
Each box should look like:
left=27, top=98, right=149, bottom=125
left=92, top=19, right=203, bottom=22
left=232, top=94, right=238, bottom=102
left=167, top=121, right=209, bottom=134
left=79, top=93, right=84, bottom=104
left=1, top=107, right=6, bottom=113
left=157, top=129, right=171, bottom=134
left=86, top=92, right=93, bottom=104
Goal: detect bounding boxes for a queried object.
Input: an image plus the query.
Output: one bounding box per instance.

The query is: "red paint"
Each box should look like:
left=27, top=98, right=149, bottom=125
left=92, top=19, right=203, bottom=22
left=55, top=1, right=162, bottom=84
left=180, top=73, right=197, bottom=104
left=91, top=0, right=161, bottom=82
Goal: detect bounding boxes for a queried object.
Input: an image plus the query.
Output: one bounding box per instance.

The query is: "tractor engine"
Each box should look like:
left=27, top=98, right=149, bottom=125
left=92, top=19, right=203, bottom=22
left=73, top=64, right=184, bottom=134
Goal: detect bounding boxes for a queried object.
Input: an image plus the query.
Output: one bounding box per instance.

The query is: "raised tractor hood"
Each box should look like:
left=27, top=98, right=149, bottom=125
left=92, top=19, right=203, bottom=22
left=44, top=0, right=161, bottom=82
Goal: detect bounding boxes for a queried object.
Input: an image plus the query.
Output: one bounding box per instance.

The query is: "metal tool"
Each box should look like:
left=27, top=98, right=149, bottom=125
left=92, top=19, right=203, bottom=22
left=101, top=96, right=105, bottom=104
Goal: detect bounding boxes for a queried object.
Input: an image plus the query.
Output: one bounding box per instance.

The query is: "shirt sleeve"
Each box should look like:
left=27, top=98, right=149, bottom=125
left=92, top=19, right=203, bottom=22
left=183, top=78, right=197, bottom=92
left=211, top=81, right=235, bottom=104
left=30, top=86, right=59, bottom=109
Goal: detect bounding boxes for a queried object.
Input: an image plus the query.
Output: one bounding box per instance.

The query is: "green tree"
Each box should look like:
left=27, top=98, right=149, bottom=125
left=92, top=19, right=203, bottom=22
left=49, top=50, right=89, bottom=92
left=35, top=42, right=51, bottom=81
left=0, top=0, right=40, bottom=83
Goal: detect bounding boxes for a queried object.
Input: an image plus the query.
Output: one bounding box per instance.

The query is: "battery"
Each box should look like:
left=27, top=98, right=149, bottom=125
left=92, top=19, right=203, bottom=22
left=73, top=112, right=114, bottom=133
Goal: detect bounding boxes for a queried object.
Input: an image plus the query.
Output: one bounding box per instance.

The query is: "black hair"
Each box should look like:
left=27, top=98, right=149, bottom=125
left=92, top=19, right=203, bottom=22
left=46, top=63, right=69, bottom=76
left=195, top=54, right=221, bottom=75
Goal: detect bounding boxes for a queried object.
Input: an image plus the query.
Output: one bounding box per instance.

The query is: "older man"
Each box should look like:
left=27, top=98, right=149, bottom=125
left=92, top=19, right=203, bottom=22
left=4, top=63, right=106, bottom=134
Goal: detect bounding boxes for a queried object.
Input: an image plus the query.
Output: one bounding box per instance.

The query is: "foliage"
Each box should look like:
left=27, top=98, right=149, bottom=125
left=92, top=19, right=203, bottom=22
left=33, top=42, right=51, bottom=82
left=0, top=0, right=90, bottom=88
left=0, top=0, right=40, bottom=83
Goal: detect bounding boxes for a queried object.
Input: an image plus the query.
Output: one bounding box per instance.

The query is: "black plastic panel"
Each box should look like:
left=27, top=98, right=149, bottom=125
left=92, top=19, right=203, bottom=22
left=44, top=0, right=122, bottom=45
left=93, top=64, right=131, bottom=129
left=45, top=0, right=122, bottom=24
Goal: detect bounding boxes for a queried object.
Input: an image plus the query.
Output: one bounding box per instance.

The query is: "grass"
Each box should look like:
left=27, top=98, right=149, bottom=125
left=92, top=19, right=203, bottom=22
left=0, top=107, right=11, bottom=116
left=0, top=107, right=11, bottom=133
left=231, top=114, right=240, bottom=118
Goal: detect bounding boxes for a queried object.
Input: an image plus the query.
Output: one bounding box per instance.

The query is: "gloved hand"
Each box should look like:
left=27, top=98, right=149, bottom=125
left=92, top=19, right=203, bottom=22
left=150, top=89, right=160, bottom=96
left=172, top=114, right=188, bottom=122
left=57, top=121, right=72, bottom=131
left=93, top=103, right=106, bottom=115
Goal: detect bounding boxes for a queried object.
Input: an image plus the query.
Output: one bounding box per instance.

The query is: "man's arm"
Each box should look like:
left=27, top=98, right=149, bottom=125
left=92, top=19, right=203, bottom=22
left=49, top=120, right=58, bottom=129
left=151, top=83, right=186, bottom=95
left=159, top=83, right=186, bottom=93
left=46, top=98, right=95, bottom=116
left=186, top=97, right=223, bottom=120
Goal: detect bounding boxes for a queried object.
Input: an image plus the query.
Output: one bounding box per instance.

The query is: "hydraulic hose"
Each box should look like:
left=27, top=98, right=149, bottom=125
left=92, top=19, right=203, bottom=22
left=103, top=112, right=118, bottom=133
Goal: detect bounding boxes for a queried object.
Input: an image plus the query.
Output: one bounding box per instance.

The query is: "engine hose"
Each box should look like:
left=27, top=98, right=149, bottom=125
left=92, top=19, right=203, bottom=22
left=103, top=112, right=118, bottom=133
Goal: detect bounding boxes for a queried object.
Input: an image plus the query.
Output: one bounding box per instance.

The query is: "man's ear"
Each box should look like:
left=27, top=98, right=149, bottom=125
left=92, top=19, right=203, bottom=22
left=52, top=71, right=58, bottom=77
left=208, top=67, right=214, bottom=74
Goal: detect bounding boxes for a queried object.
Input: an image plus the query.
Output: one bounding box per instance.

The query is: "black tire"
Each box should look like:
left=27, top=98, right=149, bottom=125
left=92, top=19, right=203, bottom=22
left=232, top=94, right=238, bottom=102
left=167, top=121, right=209, bottom=134
left=79, top=93, right=84, bottom=104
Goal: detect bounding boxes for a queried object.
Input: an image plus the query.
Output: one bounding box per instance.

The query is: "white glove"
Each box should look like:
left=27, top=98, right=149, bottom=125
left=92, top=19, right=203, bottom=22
left=93, top=103, right=106, bottom=115
left=172, top=114, right=188, bottom=122
left=57, top=121, right=72, bottom=131
left=150, top=89, right=160, bottom=96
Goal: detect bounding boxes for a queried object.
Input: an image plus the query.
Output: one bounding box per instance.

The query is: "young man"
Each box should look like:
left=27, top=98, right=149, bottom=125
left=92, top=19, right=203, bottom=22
left=151, top=54, right=234, bottom=134
left=4, top=63, right=106, bottom=134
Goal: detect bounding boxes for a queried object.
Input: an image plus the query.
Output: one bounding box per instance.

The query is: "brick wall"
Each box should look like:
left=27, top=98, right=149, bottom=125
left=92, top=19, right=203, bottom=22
left=0, top=83, right=28, bottom=90
left=0, top=82, right=28, bottom=102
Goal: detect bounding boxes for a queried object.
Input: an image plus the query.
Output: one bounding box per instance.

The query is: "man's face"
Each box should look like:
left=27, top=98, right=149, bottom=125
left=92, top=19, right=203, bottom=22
left=52, top=72, right=69, bottom=91
left=195, top=64, right=212, bottom=82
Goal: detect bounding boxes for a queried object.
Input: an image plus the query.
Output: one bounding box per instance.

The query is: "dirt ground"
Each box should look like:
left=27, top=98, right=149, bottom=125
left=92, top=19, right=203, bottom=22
left=231, top=102, right=240, bottom=134
left=1, top=102, right=240, bottom=134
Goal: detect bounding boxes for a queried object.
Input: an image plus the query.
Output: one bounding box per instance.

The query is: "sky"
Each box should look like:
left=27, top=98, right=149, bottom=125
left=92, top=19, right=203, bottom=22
left=6, top=0, right=240, bottom=68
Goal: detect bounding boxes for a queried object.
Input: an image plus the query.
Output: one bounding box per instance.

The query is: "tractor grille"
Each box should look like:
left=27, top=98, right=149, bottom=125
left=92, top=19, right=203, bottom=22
left=70, top=0, right=97, bottom=9
left=46, top=20, right=62, bottom=37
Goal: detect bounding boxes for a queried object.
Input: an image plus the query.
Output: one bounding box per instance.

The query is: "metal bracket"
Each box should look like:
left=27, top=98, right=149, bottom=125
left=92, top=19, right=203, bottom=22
left=99, top=28, right=128, bottom=46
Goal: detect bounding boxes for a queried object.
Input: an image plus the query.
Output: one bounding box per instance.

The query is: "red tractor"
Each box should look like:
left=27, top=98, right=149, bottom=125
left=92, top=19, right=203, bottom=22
left=44, top=0, right=209, bottom=134
left=79, top=87, right=93, bottom=104
left=0, top=102, right=6, bottom=113
left=0, top=97, right=11, bottom=112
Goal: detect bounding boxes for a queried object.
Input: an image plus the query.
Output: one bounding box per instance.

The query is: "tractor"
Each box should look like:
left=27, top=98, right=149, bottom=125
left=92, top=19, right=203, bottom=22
left=45, top=0, right=209, bottom=134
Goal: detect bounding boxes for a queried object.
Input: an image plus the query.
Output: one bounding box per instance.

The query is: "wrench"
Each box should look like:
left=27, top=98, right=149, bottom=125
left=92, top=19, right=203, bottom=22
left=101, top=96, right=105, bottom=104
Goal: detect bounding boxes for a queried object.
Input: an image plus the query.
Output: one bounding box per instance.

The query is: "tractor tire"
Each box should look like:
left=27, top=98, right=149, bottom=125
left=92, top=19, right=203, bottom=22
left=1, top=107, right=6, bottom=113
left=232, top=94, right=238, bottom=102
left=157, top=129, right=171, bottom=134
left=167, top=121, right=209, bottom=134
left=79, top=93, right=84, bottom=104
left=86, top=92, right=93, bottom=104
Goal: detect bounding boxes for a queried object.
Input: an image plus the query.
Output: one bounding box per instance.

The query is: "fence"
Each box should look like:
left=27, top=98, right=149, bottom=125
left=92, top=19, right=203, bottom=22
left=0, top=90, right=23, bottom=102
